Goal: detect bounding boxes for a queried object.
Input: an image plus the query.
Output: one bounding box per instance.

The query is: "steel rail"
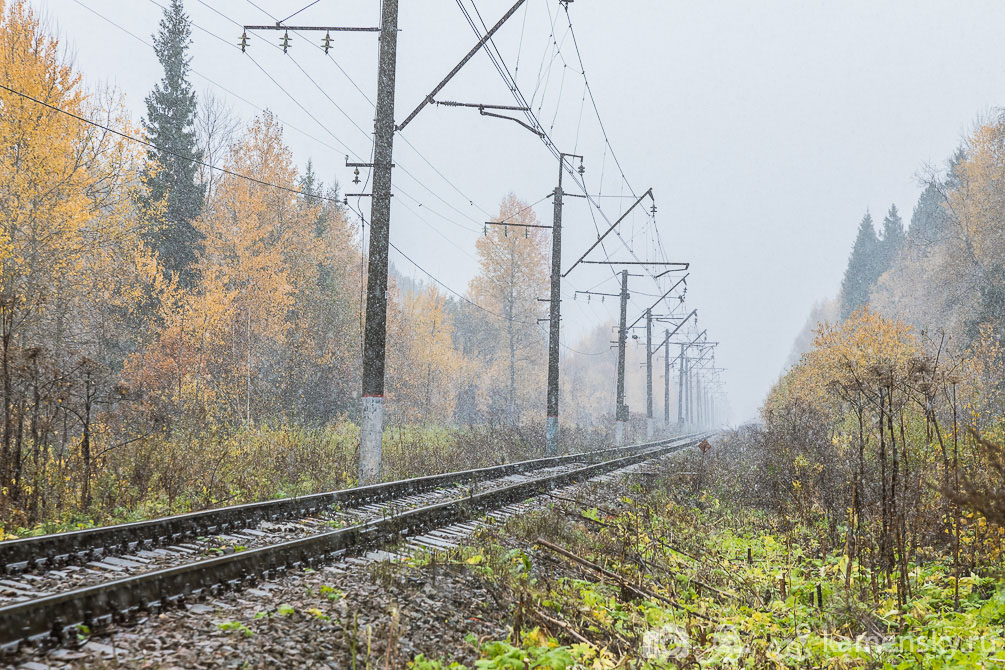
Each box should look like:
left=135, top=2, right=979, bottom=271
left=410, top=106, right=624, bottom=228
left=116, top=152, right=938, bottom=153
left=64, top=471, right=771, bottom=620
left=0, top=435, right=704, bottom=650
left=0, top=437, right=698, bottom=573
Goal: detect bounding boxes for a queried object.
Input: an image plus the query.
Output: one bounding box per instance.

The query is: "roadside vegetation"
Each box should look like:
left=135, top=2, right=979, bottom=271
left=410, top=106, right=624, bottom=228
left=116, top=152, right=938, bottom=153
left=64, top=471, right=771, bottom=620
left=403, top=457, right=1004, bottom=669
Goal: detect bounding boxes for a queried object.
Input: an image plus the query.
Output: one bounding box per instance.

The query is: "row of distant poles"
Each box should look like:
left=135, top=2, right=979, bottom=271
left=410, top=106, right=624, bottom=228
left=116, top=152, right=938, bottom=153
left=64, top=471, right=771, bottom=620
left=239, top=0, right=721, bottom=484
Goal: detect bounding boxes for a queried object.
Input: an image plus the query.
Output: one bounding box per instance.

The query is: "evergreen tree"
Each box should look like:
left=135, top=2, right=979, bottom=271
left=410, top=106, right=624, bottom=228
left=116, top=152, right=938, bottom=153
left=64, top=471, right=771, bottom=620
left=298, top=160, right=342, bottom=238
left=878, top=204, right=905, bottom=270
left=141, top=0, right=205, bottom=286
left=840, top=212, right=881, bottom=319
left=967, top=263, right=1005, bottom=345
left=908, top=183, right=948, bottom=246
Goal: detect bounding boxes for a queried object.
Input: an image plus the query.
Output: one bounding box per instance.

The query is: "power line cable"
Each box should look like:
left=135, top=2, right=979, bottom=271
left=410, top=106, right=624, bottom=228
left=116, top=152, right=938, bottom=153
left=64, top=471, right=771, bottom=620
left=344, top=205, right=604, bottom=356
left=457, top=1, right=659, bottom=291
left=177, top=2, right=492, bottom=233
left=0, top=81, right=342, bottom=204
left=244, top=0, right=276, bottom=21
left=280, top=0, right=322, bottom=25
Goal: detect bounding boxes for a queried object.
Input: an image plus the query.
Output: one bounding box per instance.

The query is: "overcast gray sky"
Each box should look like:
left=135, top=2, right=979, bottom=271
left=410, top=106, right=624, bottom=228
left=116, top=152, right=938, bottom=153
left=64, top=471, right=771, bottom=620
left=32, top=0, right=1005, bottom=422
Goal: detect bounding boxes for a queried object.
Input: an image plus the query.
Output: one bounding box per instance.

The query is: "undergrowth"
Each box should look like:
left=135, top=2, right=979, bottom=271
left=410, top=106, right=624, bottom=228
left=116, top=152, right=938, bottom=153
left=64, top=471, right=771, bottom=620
left=409, top=475, right=1005, bottom=669
left=0, top=422, right=607, bottom=539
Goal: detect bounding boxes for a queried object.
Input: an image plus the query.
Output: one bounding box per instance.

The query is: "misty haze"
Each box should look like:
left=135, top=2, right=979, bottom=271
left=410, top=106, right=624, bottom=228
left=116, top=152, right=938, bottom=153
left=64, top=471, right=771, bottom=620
left=0, top=0, right=1003, bottom=667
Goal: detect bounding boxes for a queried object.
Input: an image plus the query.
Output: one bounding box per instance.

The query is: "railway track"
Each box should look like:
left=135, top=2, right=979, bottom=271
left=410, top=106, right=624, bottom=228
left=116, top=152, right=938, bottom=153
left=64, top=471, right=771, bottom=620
left=0, top=434, right=703, bottom=652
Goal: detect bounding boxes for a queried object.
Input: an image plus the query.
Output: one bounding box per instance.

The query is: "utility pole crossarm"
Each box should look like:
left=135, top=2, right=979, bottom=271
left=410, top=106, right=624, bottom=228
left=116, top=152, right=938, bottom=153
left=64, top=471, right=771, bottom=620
left=243, top=25, right=380, bottom=32
left=563, top=188, right=653, bottom=277
left=396, top=0, right=528, bottom=132
left=627, top=274, right=688, bottom=331
left=655, top=263, right=691, bottom=276
left=485, top=221, right=552, bottom=230
left=479, top=109, right=545, bottom=136
left=667, top=328, right=707, bottom=368
left=691, top=346, right=716, bottom=367
left=434, top=101, right=528, bottom=110
left=575, top=290, right=619, bottom=299
left=681, top=342, right=718, bottom=370
left=658, top=308, right=697, bottom=353
left=582, top=261, right=688, bottom=267
left=432, top=100, right=543, bottom=136
left=671, top=312, right=699, bottom=335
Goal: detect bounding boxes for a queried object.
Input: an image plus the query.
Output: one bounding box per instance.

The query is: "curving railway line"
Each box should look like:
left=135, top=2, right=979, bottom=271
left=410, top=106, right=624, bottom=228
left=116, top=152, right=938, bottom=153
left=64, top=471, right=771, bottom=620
left=0, top=434, right=704, bottom=652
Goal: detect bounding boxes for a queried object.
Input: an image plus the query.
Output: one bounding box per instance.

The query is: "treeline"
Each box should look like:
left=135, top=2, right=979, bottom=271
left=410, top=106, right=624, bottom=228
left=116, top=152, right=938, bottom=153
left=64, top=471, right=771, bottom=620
left=737, top=113, right=1005, bottom=607
left=838, top=137, right=1003, bottom=344
left=0, top=1, right=614, bottom=529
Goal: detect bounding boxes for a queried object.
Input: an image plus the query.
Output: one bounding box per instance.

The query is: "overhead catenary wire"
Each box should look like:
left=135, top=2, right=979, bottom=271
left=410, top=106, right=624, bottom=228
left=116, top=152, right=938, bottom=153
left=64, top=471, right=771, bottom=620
left=279, top=0, right=322, bottom=25
left=91, top=0, right=693, bottom=368
left=456, top=0, right=672, bottom=301
left=233, top=0, right=658, bottom=317
left=466, top=5, right=703, bottom=345
left=0, top=81, right=343, bottom=205
left=77, top=1, right=362, bottom=173
left=92, top=0, right=665, bottom=302
left=559, top=4, right=675, bottom=272
left=171, top=0, right=494, bottom=233
left=75, top=0, right=579, bottom=330
left=453, top=0, right=622, bottom=286
left=509, top=3, right=676, bottom=300
left=341, top=198, right=607, bottom=357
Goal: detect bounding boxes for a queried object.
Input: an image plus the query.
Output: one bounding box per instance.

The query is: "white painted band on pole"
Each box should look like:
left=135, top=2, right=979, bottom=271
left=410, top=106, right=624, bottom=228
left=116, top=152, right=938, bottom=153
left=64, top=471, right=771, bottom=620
left=359, top=396, right=384, bottom=484
left=545, top=416, right=559, bottom=456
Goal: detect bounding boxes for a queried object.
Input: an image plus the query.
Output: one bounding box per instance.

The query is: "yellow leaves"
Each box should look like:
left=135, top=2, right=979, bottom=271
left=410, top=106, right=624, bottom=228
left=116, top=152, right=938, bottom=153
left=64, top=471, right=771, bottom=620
left=0, top=0, right=149, bottom=365
left=387, top=284, right=462, bottom=421
left=198, top=110, right=310, bottom=337
left=467, top=193, right=550, bottom=413
left=947, top=121, right=1005, bottom=270
left=125, top=111, right=331, bottom=423
left=1, top=1, right=90, bottom=275
left=522, top=627, right=554, bottom=649
left=766, top=307, right=924, bottom=427
left=471, top=193, right=549, bottom=323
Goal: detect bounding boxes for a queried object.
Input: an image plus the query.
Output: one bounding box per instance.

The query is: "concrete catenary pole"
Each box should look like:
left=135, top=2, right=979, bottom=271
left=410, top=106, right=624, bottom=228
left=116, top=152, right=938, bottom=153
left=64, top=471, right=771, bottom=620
left=677, top=343, right=685, bottom=426
left=645, top=308, right=654, bottom=439
left=614, top=270, right=629, bottom=444
left=359, top=0, right=400, bottom=485
left=663, top=329, right=671, bottom=428
left=546, top=153, right=581, bottom=455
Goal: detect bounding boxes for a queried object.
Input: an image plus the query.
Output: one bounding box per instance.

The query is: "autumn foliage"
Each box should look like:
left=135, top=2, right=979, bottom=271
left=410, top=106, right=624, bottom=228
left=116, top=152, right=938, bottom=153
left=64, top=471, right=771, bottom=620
left=730, top=308, right=1005, bottom=610
left=0, top=3, right=619, bottom=531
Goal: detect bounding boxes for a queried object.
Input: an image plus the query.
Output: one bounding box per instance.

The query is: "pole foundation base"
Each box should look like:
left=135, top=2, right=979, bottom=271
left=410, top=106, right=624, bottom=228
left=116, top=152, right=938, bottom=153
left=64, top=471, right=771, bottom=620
left=614, top=420, right=626, bottom=446
left=545, top=416, right=559, bottom=456
left=359, top=396, right=384, bottom=485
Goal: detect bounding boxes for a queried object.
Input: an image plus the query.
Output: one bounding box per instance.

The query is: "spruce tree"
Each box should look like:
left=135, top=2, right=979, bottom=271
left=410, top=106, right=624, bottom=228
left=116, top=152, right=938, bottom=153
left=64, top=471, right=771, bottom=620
left=840, top=212, right=881, bottom=319
left=878, top=204, right=905, bottom=270
left=141, top=0, right=205, bottom=287
left=968, top=264, right=1005, bottom=345
left=908, top=183, right=947, bottom=246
